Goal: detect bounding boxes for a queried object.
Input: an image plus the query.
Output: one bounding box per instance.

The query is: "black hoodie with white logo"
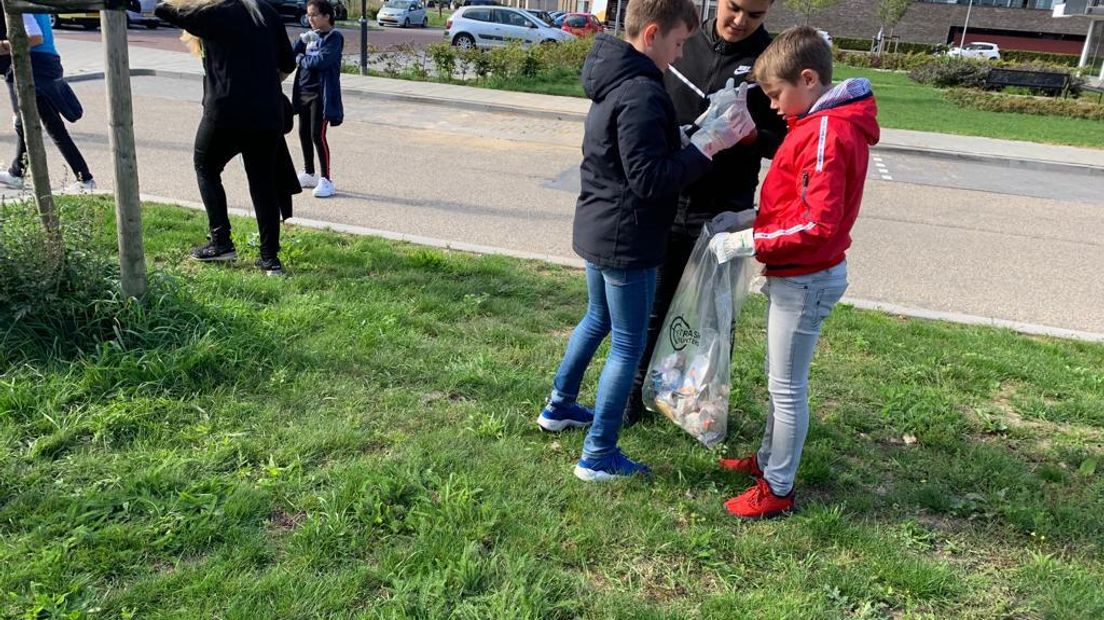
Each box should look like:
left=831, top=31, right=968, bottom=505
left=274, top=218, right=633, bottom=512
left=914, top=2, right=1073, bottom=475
left=664, top=21, right=788, bottom=237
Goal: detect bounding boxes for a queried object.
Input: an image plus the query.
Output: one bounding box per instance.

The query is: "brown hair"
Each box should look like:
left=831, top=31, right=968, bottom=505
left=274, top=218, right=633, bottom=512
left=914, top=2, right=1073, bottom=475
left=752, top=25, right=833, bottom=85
left=625, top=0, right=699, bottom=39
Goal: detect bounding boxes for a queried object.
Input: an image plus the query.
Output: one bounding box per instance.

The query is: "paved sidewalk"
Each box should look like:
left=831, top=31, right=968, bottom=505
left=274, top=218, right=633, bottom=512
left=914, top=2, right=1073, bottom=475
left=58, top=37, right=1104, bottom=174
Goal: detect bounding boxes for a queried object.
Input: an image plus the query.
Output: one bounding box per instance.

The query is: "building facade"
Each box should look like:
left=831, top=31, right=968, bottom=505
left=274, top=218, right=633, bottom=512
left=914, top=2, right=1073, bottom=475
left=763, top=0, right=1094, bottom=54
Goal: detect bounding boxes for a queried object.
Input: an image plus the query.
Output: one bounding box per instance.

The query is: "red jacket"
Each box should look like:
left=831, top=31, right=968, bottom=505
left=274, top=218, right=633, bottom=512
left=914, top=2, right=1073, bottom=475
left=754, top=79, right=880, bottom=277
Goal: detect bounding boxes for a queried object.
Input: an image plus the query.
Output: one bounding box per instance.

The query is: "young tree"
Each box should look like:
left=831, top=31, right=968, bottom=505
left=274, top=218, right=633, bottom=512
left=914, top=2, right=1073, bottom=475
left=784, top=0, right=843, bottom=26
left=874, top=0, right=911, bottom=54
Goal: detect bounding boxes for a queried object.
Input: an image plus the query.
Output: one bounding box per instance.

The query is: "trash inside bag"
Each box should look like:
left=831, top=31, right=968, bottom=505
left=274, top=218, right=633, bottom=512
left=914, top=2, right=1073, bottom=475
left=643, top=227, right=757, bottom=448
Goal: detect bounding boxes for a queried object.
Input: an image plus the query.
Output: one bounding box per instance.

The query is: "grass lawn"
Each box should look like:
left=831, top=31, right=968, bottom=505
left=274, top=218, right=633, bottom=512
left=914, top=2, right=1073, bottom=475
left=2, top=197, right=1103, bottom=618
left=834, top=66, right=1104, bottom=149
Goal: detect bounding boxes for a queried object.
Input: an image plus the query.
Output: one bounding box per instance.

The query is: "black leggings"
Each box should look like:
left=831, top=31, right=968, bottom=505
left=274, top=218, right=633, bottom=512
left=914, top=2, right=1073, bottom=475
left=193, top=120, right=283, bottom=259
left=297, top=95, right=330, bottom=179
left=7, top=81, right=92, bottom=182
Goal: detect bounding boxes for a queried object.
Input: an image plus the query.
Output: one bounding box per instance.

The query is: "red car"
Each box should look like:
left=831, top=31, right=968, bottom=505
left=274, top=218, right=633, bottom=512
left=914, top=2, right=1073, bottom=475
left=561, top=12, right=602, bottom=37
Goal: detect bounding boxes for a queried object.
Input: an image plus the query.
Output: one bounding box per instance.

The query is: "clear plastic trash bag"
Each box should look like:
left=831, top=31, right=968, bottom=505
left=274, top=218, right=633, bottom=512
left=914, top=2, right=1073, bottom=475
left=642, top=227, right=757, bottom=448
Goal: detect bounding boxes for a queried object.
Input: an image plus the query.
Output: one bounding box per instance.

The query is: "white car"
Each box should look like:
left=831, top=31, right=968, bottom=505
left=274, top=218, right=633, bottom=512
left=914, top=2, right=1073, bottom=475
left=445, top=6, right=576, bottom=49
left=378, top=0, right=428, bottom=28
left=948, top=42, right=1001, bottom=61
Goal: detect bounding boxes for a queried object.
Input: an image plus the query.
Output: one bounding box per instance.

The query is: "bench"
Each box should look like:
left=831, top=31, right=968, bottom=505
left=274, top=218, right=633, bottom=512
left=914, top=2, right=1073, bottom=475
left=1084, top=83, right=1104, bottom=104
left=984, top=68, right=1072, bottom=98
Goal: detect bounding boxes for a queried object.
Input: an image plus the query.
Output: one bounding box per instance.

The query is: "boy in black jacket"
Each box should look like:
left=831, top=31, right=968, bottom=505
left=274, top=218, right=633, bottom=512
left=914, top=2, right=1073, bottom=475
left=626, top=0, right=786, bottom=425
left=536, top=0, right=757, bottom=481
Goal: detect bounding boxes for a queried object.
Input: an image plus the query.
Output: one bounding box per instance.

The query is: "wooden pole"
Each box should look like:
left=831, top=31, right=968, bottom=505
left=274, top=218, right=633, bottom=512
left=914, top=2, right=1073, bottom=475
left=101, top=7, right=147, bottom=298
left=1, top=4, right=61, bottom=258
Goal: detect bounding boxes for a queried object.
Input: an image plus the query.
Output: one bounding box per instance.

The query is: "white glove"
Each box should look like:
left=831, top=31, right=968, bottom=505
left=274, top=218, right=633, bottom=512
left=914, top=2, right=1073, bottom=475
left=689, top=84, right=756, bottom=159
left=708, top=229, right=755, bottom=263
left=694, top=77, right=738, bottom=127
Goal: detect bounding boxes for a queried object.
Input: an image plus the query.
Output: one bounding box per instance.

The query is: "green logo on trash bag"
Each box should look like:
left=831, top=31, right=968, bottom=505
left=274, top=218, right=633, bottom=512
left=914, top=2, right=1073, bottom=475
left=669, top=316, right=700, bottom=351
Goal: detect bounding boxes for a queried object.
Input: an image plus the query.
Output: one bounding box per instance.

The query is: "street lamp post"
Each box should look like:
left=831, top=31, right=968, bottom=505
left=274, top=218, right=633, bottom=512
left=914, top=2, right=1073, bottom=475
left=360, top=0, right=368, bottom=75
left=959, top=0, right=975, bottom=48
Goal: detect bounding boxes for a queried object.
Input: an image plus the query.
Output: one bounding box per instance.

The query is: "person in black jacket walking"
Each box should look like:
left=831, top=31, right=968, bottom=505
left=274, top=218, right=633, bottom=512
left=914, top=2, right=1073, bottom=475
left=155, top=0, right=296, bottom=275
left=625, top=0, right=785, bottom=425
left=535, top=0, right=757, bottom=482
left=0, top=13, right=95, bottom=192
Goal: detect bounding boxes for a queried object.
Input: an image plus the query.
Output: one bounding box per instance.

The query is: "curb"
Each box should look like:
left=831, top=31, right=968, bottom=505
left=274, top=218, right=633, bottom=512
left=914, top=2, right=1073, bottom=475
left=871, top=142, right=1104, bottom=177
left=138, top=193, right=1104, bottom=343
left=65, top=69, right=1104, bottom=175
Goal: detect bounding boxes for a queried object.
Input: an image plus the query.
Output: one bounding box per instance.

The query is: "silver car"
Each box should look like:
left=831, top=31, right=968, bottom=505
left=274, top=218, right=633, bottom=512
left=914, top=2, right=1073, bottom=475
left=445, top=6, right=575, bottom=49
left=378, top=0, right=428, bottom=28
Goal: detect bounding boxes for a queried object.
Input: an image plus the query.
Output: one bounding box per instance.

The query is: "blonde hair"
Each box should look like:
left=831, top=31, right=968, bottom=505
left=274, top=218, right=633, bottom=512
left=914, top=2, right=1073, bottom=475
left=625, top=0, right=698, bottom=39
left=752, top=26, right=833, bottom=86
left=164, top=0, right=266, bottom=57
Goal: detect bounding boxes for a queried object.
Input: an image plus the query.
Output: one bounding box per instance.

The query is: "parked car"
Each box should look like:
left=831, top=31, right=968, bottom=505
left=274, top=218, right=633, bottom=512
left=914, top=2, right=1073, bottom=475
left=551, top=13, right=568, bottom=27
left=445, top=6, right=575, bottom=49
left=378, top=0, right=428, bottom=27
left=51, top=12, right=100, bottom=29
left=560, top=12, right=601, bottom=37
left=51, top=0, right=159, bottom=29
left=524, top=9, right=554, bottom=26
left=947, top=41, right=1001, bottom=61
left=269, top=0, right=349, bottom=28
left=453, top=0, right=499, bottom=7
left=128, top=0, right=160, bottom=28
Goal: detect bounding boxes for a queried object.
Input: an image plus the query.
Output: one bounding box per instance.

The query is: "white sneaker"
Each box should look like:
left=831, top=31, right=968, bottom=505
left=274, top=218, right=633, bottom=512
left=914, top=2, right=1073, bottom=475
left=297, top=171, right=318, bottom=189
left=0, top=170, right=24, bottom=189
left=68, top=179, right=96, bottom=193
left=313, top=177, right=335, bottom=198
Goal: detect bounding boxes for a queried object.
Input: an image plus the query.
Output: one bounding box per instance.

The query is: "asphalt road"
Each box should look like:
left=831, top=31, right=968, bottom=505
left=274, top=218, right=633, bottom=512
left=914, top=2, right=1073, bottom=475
left=5, top=75, right=1103, bottom=337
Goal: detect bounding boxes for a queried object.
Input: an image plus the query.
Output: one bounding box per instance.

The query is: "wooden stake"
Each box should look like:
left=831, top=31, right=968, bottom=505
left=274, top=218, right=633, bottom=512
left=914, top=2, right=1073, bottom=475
left=1, top=3, right=61, bottom=260
left=101, top=7, right=147, bottom=298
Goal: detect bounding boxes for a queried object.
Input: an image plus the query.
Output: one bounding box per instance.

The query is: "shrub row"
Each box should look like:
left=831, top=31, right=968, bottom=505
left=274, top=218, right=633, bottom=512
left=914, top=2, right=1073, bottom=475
left=831, top=35, right=1082, bottom=67
left=422, top=38, right=594, bottom=80
left=906, top=57, right=1088, bottom=95
left=944, top=88, right=1104, bottom=120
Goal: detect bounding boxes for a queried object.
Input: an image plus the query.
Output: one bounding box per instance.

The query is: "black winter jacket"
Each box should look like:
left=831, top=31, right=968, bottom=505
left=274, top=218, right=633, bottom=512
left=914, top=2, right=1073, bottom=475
left=664, top=22, right=787, bottom=237
left=572, top=34, right=711, bottom=270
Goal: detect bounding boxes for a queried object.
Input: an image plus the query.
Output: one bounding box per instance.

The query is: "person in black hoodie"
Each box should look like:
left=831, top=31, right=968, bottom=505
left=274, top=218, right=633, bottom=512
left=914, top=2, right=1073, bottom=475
left=625, top=0, right=785, bottom=425
left=155, top=0, right=296, bottom=276
left=535, top=0, right=757, bottom=482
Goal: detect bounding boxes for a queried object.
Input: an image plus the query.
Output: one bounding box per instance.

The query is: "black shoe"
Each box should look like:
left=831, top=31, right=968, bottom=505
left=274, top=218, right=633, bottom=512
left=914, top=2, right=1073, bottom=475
left=623, top=392, right=646, bottom=428
left=190, top=239, right=237, bottom=262
left=255, top=256, right=285, bottom=277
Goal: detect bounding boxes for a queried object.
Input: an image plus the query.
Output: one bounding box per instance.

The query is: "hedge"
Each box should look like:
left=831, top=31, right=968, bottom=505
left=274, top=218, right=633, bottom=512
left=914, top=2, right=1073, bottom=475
left=944, top=88, right=1104, bottom=120
left=423, top=38, right=594, bottom=81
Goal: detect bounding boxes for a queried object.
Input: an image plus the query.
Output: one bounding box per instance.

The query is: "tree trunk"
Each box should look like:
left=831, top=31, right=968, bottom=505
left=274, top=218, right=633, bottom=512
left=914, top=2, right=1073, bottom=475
left=102, top=8, right=147, bottom=299
left=2, top=3, right=61, bottom=263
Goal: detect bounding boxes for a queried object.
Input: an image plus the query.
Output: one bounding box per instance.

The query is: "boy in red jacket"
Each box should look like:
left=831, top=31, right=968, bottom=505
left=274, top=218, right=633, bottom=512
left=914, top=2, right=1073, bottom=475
left=708, top=25, right=880, bottom=519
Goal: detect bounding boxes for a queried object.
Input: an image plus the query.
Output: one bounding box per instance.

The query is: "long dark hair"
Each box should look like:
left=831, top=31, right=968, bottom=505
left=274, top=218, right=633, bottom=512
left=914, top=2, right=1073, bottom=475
left=308, top=0, right=336, bottom=26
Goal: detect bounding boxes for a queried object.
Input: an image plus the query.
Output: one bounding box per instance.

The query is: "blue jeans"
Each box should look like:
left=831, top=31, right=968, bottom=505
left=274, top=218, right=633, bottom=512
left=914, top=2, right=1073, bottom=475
left=548, top=262, right=657, bottom=460
left=757, top=261, right=848, bottom=496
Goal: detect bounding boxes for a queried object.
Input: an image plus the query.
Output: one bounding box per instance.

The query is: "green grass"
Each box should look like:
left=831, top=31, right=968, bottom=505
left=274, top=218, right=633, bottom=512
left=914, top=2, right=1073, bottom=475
left=834, top=66, right=1104, bottom=148
left=2, top=196, right=1104, bottom=618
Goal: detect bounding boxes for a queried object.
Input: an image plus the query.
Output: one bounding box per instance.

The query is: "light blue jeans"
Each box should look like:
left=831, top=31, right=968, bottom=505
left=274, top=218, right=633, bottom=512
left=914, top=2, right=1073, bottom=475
left=757, top=261, right=848, bottom=496
left=548, top=261, right=657, bottom=460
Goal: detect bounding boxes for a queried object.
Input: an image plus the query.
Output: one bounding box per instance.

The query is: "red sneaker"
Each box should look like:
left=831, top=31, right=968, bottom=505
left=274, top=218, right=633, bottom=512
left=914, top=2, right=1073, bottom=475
left=718, top=454, right=763, bottom=478
left=724, top=477, right=796, bottom=520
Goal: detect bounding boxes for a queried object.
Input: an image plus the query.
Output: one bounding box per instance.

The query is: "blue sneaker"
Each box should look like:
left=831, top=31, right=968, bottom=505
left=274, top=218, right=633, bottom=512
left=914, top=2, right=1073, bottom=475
left=574, top=449, right=651, bottom=482
left=537, top=402, right=594, bottom=432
